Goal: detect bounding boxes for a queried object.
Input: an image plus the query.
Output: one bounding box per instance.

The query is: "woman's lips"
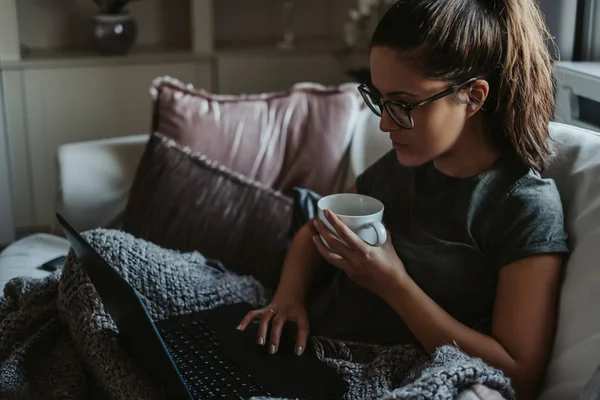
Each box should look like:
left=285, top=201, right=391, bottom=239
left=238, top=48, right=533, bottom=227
left=392, top=141, right=409, bottom=149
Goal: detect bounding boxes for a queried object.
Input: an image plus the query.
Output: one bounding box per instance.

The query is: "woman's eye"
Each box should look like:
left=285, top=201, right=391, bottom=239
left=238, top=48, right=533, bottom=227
left=371, top=93, right=384, bottom=102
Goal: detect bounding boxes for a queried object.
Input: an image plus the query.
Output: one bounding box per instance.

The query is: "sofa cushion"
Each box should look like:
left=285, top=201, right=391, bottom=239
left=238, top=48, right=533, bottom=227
left=577, top=363, right=600, bottom=400
left=290, top=187, right=322, bottom=238
left=538, top=123, right=600, bottom=400
left=0, top=234, right=70, bottom=289
left=121, top=132, right=292, bottom=289
left=56, top=134, right=149, bottom=232
left=150, top=76, right=363, bottom=196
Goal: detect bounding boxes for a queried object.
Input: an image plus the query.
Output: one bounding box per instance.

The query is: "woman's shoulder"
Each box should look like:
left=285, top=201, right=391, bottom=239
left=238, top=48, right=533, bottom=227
left=484, top=164, right=569, bottom=268
left=500, top=165, right=564, bottom=212
left=477, top=154, right=561, bottom=208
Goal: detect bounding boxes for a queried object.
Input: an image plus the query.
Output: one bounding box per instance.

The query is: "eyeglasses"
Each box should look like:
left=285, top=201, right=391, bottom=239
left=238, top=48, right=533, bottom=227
left=358, top=77, right=478, bottom=129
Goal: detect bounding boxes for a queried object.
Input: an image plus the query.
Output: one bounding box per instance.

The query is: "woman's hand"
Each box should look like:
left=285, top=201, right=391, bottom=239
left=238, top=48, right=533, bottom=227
left=237, top=299, right=309, bottom=356
left=312, top=210, right=407, bottom=298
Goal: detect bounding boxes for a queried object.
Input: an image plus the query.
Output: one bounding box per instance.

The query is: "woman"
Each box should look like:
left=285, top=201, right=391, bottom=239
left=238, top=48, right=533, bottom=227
left=239, top=0, right=569, bottom=398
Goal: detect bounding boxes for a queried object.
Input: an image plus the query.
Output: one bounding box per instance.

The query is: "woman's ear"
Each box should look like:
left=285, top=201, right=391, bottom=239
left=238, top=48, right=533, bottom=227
left=465, top=79, right=489, bottom=116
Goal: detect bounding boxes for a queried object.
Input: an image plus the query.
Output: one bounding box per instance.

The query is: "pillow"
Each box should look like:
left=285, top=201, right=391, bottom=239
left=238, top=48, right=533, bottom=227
left=150, top=76, right=363, bottom=196
left=122, top=132, right=293, bottom=289
left=538, top=123, right=600, bottom=400
left=56, top=134, right=149, bottom=232
left=577, top=363, right=600, bottom=400
left=290, top=187, right=322, bottom=238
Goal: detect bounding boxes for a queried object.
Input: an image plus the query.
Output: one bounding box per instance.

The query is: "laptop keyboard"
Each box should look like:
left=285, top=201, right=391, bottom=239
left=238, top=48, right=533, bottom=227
left=159, top=320, right=268, bottom=399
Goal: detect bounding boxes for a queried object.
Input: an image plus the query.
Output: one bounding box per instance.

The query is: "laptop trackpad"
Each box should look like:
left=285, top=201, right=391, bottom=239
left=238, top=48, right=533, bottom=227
left=206, top=305, right=347, bottom=399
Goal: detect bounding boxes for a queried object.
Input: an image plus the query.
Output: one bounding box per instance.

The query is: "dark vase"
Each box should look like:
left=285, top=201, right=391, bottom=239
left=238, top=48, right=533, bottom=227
left=93, top=13, right=138, bottom=55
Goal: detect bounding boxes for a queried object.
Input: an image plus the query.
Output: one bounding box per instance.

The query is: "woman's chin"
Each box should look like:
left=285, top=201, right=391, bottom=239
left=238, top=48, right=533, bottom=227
left=394, top=147, right=427, bottom=167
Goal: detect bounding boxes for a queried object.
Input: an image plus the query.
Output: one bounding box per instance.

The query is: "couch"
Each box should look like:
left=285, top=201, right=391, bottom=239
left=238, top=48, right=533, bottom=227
left=0, top=79, right=599, bottom=400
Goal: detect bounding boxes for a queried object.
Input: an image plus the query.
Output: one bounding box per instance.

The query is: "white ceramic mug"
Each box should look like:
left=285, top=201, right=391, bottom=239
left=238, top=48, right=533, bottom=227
left=317, top=193, right=387, bottom=247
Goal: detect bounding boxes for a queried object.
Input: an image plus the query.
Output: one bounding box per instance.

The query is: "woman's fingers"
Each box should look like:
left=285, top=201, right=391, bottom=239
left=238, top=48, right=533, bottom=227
left=237, top=310, right=261, bottom=331
left=313, top=218, right=352, bottom=257
left=257, top=310, right=275, bottom=346
left=294, top=315, right=309, bottom=356
left=237, top=306, right=309, bottom=356
left=268, top=314, right=286, bottom=354
left=323, top=210, right=365, bottom=251
left=313, top=235, right=343, bottom=261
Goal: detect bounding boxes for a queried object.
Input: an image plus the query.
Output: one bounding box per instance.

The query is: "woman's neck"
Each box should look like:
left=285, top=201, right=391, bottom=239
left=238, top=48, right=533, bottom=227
left=433, top=113, right=501, bottom=178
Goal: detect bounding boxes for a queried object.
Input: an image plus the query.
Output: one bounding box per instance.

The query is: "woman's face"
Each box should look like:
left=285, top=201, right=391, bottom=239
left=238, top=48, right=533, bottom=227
left=369, top=46, right=472, bottom=167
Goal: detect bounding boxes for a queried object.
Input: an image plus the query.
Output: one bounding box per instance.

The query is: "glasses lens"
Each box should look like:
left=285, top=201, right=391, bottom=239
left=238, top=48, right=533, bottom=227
left=386, top=103, right=413, bottom=129
left=360, top=89, right=383, bottom=117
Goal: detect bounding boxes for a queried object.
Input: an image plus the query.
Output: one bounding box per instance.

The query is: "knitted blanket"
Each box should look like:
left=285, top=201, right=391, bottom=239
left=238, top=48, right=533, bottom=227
left=0, top=229, right=515, bottom=400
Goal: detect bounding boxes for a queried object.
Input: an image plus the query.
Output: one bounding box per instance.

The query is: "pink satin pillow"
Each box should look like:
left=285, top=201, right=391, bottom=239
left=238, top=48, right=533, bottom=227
left=151, top=77, right=363, bottom=196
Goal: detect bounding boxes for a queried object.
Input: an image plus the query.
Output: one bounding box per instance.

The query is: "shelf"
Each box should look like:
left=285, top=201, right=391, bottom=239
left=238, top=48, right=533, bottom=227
left=0, top=41, right=371, bottom=71
left=1, top=0, right=213, bottom=66
left=0, top=48, right=212, bottom=70
left=215, top=36, right=346, bottom=56
left=1, top=0, right=366, bottom=70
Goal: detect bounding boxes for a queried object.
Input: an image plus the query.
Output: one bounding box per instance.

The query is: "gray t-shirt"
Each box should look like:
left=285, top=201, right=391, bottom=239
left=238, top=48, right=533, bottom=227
left=308, top=150, right=570, bottom=345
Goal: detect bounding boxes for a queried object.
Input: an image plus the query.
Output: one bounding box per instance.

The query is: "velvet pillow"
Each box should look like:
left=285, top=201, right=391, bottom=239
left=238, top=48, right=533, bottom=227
left=150, top=76, right=363, bottom=196
left=122, top=132, right=293, bottom=289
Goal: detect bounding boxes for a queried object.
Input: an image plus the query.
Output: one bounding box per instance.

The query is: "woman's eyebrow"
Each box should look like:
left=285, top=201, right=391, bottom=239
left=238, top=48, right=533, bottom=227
left=369, top=82, right=418, bottom=98
left=386, top=90, right=418, bottom=98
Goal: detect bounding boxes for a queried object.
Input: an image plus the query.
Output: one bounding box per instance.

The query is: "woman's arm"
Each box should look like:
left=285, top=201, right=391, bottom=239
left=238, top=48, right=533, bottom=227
left=239, top=185, right=358, bottom=355
left=275, top=184, right=357, bottom=303
left=382, top=254, right=563, bottom=400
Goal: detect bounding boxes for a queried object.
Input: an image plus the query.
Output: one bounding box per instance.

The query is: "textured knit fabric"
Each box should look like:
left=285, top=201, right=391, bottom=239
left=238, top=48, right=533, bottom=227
left=0, top=229, right=514, bottom=400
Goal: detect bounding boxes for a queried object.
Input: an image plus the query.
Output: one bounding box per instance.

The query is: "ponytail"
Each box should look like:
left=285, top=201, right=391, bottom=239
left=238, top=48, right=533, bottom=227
left=492, top=0, right=557, bottom=172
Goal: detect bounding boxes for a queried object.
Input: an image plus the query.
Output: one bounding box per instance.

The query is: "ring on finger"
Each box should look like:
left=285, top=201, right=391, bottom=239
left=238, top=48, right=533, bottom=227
left=266, top=307, right=276, bottom=314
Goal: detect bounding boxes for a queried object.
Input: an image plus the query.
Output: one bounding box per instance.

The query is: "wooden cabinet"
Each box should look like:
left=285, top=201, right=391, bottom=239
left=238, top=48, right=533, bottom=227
left=3, top=60, right=211, bottom=229
left=0, top=76, right=15, bottom=244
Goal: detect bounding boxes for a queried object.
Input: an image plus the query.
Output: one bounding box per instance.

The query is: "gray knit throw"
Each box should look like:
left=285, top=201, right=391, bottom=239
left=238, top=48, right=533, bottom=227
left=0, top=229, right=515, bottom=400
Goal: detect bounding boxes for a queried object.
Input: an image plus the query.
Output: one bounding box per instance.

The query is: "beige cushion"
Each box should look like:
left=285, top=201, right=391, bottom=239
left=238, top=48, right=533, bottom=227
left=56, top=134, right=149, bottom=232
left=538, top=123, right=600, bottom=400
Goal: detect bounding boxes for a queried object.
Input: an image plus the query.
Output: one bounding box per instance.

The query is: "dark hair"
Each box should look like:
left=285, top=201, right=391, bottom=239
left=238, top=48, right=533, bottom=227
left=371, top=0, right=557, bottom=172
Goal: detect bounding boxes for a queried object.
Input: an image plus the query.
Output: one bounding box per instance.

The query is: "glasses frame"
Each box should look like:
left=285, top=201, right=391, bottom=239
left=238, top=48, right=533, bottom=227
left=358, top=77, right=478, bottom=129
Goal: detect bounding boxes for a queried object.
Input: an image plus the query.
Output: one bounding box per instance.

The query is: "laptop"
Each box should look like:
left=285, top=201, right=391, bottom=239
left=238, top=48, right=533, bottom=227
left=56, top=214, right=348, bottom=400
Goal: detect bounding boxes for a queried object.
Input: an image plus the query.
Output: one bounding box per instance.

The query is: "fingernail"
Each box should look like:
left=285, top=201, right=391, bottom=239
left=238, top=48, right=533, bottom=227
left=236, top=324, right=242, bottom=330
left=258, top=337, right=265, bottom=345
left=312, top=236, right=318, bottom=243
left=296, top=346, right=303, bottom=356
left=313, top=219, right=318, bottom=227
left=269, top=345, right=276, bottom=354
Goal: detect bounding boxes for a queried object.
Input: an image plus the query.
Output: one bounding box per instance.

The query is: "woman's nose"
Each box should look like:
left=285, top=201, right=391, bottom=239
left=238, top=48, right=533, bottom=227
left=379, top=108, right=398, bottom=132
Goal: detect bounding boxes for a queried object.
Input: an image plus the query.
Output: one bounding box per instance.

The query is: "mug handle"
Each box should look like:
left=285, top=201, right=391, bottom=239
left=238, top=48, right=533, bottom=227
left=362, top=221, right=387, bottom=246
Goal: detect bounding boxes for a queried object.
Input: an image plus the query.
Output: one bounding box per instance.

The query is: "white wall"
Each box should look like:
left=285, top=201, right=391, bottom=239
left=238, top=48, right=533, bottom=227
left=538, top=0, right=579, bottom=60
left=580, top=0, right=600, bottom=60
left=0, top=74, right=15, bottom=244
